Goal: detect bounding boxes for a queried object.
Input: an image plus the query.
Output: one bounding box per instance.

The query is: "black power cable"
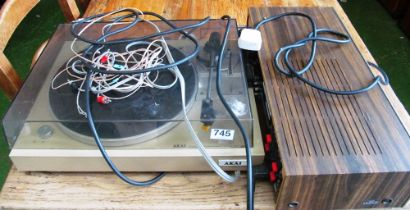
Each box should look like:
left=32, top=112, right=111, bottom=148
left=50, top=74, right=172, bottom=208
left=217, top=16, right=254, bottom=210
left=84, top=72, right=166, bottom=186
left=75, top=9, right=210, bottom=186
left=254, top=12, right=389, bottom=95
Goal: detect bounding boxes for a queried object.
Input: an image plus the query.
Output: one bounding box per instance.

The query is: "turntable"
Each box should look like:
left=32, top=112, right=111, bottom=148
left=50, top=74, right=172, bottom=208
left=2, top=19, right=264, bottom=172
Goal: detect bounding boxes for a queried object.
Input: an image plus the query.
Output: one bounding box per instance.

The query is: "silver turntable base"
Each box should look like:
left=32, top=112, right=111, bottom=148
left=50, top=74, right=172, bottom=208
left=10, top=90, right=264, bottom=172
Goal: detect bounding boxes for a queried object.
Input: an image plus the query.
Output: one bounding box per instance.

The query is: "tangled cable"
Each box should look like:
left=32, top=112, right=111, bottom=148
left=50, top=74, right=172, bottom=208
left=52, top=10, right=182, bottom=116
left=254, top=12, right=389, bottom=95
left=51, top=40, right=178, bottom=115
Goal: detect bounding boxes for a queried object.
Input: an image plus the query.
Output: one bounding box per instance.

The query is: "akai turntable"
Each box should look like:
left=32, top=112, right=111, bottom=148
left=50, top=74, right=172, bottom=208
left=3, top=19, right=264, bottom=172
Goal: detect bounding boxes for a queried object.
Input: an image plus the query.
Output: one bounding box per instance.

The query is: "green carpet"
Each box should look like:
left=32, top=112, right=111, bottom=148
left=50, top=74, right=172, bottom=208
left=0, top=0, right=409, bottom=189
left=340, top=0, right=410, bottom=111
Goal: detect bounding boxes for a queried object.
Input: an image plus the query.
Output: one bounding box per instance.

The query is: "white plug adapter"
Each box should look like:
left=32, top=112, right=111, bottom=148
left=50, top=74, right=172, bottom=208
left=238, top=28, right=262, bottom=51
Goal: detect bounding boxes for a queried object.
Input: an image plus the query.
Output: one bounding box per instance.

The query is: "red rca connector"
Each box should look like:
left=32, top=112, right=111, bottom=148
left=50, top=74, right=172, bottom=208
left=266, top=134, right=272, bottom=144
left=269, top=171, right=277, bottom=182
left=100, top=55, right=108, bottom=63
left=97, top=96, right=110, bottom=104
left=264, top=134, right=272, bottom=152
left=264, top=143, right=270, bottom=152
left=271, top=162, right=279, bottom=173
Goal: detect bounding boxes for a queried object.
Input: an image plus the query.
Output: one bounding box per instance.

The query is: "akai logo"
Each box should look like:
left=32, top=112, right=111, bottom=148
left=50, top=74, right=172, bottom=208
left=218, top=160, right=247, bottom=166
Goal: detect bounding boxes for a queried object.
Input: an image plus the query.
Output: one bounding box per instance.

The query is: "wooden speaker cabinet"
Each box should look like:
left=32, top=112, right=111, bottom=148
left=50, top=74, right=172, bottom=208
left=247, top=7, right=410, bottom=210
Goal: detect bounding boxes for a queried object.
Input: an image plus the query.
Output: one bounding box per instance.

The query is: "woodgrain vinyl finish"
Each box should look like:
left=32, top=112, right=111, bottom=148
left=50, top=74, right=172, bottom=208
left=249, top=6, right=410, bottom=175
left=249, top=7, right=410, bottom=209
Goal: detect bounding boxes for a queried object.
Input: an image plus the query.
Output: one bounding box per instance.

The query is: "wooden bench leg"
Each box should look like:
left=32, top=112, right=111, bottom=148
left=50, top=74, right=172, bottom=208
left=58, top=0, right=81, bottom=22
left=0, top=52, right=22, bottom=100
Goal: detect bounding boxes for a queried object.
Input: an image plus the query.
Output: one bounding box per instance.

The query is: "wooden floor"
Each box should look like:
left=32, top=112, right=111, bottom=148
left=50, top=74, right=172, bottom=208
left=0, top=167, right=275, bottom=209
left=1, top=0, right=409, bottom=209
left=84, top=0, right=340, bottom=26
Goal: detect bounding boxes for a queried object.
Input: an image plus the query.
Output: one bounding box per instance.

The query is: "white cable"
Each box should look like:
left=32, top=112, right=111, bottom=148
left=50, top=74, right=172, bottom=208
left=149, top=22, right=240, bottom=183
left=176, top=68, right=240, bottom=183
left=52, top=12, right=179, bottom=115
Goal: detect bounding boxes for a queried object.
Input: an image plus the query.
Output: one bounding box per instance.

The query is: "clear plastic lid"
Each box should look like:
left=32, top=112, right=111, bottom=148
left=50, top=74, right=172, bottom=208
left=3, top=20, right=252, bottom=148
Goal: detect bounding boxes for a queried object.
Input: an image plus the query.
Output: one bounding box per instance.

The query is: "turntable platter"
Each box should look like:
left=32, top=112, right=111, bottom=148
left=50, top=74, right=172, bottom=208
left=49, top=44, right=197, bottom=146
